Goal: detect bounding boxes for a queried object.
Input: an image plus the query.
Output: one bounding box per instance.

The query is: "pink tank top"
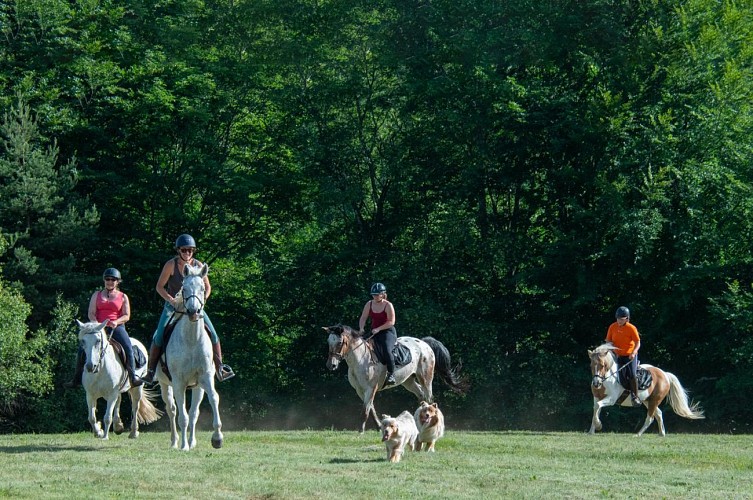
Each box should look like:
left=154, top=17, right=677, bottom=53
left=369, top=301, right=388, bottom=329
left=95, top=291, right=124, bottom=322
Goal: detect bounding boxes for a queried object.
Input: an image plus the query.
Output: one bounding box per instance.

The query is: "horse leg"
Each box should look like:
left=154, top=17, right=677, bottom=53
left=402, top=375, right=432, bottom=403
left=173, top=383, right=191, bottom=451
left=160, top=383, right=179, bottom=449
left=636, top=397, right=661, bottom=437
left=113, top=393, right=125, bottom=435
left=128, top=387, right=142, bottom=439
left=101, top=396, right=119, bottom=440
left=187, top=386, right=205, bottom=450
left=200, top=377, right=223, bottom=449
left=589, top=399, right=606, bottom=434
left=362, top=385, right=379, bottom=433
left=86, top=393, right=104, bottom=438
left=654, top=407, right=665, bottom=436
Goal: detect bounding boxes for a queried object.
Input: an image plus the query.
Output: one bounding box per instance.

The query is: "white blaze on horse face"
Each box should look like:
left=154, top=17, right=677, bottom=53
left=182, top=274, right=206, bottom=321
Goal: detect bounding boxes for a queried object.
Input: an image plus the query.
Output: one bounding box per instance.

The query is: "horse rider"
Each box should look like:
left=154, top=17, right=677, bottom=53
left=142, top=234, right=235, bottom=383
left=605, top=306, right=642, bottom=406
left=359, top=282, right=398, bottom=385
left=64, top=268, right=144, bottom=388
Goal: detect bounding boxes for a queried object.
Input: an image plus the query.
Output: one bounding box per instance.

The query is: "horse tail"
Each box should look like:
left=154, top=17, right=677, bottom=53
left=422, top=336, right=469, bottom=395
left=664, top=371, right=705, bottom=420
left=137, top=385, right=164, bottom=425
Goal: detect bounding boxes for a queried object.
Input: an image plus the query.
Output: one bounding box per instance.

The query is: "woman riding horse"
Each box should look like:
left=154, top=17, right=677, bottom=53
left=358, top=282, right=397, bottom=386
left=605, top=306, right=641, bottom=406
left=64, top=268, right=143, bottom=388
left=142, top=234, right=234, bottom=383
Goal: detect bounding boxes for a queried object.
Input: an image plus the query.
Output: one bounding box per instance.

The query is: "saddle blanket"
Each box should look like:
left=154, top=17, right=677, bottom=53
left=619, top=366, right=653, bottom=391
left=374, top=340, right=412, bottom=367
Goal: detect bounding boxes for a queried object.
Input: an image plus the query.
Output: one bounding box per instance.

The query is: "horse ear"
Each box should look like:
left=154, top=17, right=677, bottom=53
left=76, top=319, right=85, bottom=328
left=98, top=320, right=109, bottom=331
left=200, top=263, right=209, bottom=278
left=587, top=349, right=593, bottom=356
left=182, top=263, right=190, bottom=277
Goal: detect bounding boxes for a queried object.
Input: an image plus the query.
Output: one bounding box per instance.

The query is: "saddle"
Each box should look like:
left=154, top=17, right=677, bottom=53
left=372, top=339, right=412, bottom=368
left=109, top=339, right=146, bottom=369
left=616, top=366, right=653, bottom=405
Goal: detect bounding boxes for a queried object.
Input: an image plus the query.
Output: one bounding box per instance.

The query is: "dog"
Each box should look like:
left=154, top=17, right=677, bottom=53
left=380, top=411, right=418, bottom=463
left=413, top=401, right=445, bottom=452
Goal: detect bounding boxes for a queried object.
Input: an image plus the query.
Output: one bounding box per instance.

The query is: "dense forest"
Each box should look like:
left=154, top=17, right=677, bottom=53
left=1, top=0, right=752, bottom=433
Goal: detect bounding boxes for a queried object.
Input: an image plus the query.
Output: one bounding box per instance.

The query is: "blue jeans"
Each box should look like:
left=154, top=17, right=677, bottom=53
left=151, top=302, right=219, bottom=347
left=108, top=325, right=136, bottom=372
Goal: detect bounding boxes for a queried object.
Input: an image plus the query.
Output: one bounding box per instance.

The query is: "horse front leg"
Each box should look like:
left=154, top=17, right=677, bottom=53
left=200, top=377, right=223, bottom=449
left=173, top=382, right=190, bottom=451
left=86, top=393, right=103, bottom=438
left=361, top=385, right=379, bottom=433
left=159, top=383, right=178, bottom=449
left=100, top=396, right=119, bottom=440
left=113, top=393, right=125, bottom=435
left=128, top=387, right=142, bottom=439
left=187, top=386, right=205, bottom=450
left=589, top=399, right=606, bottom=434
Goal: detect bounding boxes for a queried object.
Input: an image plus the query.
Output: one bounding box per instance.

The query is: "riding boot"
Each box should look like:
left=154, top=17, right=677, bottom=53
left=212, top=342, right=235, bottom=381
left=125, top=352, right=144, bottom=387
left=629, top=378, right=642, bottom=406
left=141, top=344, right=163, bottom=383
left=63, top=350, right=85, bottom=389
left=385, top=372, right=397, bottom=385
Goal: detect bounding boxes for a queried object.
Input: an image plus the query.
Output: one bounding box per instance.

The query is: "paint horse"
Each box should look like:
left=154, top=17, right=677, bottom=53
left=325, top=324, right=468, bottom=432
left=589, top=343, right=704, bottom=436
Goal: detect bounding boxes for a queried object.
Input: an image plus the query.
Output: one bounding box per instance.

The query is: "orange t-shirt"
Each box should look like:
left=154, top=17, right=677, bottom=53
left=606, top=321, right=640, bottom=357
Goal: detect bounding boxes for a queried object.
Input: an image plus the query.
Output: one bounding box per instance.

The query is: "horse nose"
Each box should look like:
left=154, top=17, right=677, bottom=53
left=326, top=358, right=339, bottom=370
left=86, top=362, right=95, bottom=373
left=591, top=376, right=601, bottom=388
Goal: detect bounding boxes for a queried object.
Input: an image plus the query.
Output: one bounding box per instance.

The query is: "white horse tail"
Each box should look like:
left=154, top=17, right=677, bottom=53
left=137, top=386, right=164, bottom=425
left=422, top=337, right=470, bottom=395
left=665, top=371, right=705, bottom=420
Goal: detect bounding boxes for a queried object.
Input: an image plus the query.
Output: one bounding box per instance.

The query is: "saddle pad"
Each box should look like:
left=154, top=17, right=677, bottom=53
left=373, top=340, right=413, bottom=368
left=133, top=345, right=146, bottom=369
left=619, top=366, right=653, bottom=390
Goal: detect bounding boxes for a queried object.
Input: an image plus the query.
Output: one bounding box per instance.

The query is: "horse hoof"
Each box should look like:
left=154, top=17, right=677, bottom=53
left=114, top=427, right=124, bottom=435
left=211, top=437, right=223, bottom=449
left=129, top=432, right=139, bottom=439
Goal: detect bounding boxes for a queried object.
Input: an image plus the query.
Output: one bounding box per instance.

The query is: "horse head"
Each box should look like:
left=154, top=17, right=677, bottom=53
left=324, top=324, right=358, bottom=370
left=76, top=319, right=110, bottom=373
left=181, top=263, right=208, bottom=322
left=588, top=343, right=616, bottom=389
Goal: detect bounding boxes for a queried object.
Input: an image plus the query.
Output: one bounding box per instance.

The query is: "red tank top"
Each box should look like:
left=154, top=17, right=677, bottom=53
left=95, top=291, right=125, bottom=322
left=369, top=301, right=388, bottom=329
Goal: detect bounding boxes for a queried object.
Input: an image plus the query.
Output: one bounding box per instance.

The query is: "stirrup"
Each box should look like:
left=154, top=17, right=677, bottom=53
left=216, top=364, right=235, bottom=382
left=631, top=395, right=642, bottom=406
left=142, top=370, right=156, bottom=384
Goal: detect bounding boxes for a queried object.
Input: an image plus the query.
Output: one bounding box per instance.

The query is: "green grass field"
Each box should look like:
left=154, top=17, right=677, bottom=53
left=0, top=430, right=751, bottom=499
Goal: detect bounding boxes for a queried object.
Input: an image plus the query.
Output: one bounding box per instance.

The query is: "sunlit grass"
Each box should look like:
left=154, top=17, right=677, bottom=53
left=0, top=430, right=751, bottom=498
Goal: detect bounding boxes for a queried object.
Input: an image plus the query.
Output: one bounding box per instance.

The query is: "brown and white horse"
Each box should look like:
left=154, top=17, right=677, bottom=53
left=325, top=324, right=467, bottom=433
left=588, top=343, right=704, bottom=436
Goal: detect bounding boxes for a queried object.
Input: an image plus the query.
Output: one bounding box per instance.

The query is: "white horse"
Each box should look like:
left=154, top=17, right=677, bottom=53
left=76, top=320, right=161, bottom=439
left=589, top=343, right=704, bottom=436
left=325, top=324, right=468, bottom=433
left=155, top=263, right=223, bottom=450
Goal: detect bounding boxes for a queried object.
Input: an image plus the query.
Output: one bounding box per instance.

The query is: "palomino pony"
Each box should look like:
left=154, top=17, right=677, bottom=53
left=588, top=343, right=704, bottom=436
left=76, top=320, right=161, bottom=439
left=325, top=324, right=468, bottom=432
left=154, top=263, right=223, bottom=450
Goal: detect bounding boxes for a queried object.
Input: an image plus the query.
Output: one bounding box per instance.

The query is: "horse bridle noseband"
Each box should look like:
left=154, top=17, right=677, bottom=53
left=330, top=331, right=367, bottom=361
left=592, top=352, right=630, bottom=384
left=88, top=327, right=113, bottom=372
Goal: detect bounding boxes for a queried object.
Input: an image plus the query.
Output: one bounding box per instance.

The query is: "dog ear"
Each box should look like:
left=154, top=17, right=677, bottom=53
left=431, top=403, right=438, bottom=409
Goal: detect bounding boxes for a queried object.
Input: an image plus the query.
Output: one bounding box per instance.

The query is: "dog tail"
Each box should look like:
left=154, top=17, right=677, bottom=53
left=422, top=336, right=469, bottom=395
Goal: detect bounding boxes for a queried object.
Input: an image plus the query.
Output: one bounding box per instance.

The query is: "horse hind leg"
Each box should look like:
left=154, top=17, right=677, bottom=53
left=128, top=387, right=142, bottom=439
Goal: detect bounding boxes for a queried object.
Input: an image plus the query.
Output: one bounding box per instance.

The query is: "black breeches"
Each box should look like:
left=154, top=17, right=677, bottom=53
left=374, top=327, right=397, bottom=373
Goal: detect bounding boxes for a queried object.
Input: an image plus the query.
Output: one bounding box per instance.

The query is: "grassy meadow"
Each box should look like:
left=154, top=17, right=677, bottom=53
left=0, top=429, right=751, bottom=499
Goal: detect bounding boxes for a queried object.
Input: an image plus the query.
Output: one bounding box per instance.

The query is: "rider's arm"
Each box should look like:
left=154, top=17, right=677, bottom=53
left=113, top=293, right=131, bottom=327
left=155, top=260, right=176, bottom=305
left=358, top=301, right=371, bottom=333
left=87, top=292, right=98, bottom=322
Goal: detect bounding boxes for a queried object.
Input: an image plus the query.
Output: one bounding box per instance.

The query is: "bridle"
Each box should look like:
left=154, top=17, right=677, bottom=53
left=328, top=329, right=367, bottom=362
left=591, top=351, right=630, bottom=386
left=86, top=327, right=112, bottom=373
left=181, top=276, right=205, bottom=317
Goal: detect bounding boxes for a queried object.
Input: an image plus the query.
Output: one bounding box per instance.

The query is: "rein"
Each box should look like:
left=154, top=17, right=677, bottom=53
left=593, top=353, right=632, bottom=383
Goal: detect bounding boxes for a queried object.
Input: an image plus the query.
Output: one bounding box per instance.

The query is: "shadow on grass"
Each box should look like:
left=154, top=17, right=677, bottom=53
left=329, top=457, right=384, bottom=464
left=0, top=445, right=100, bottom=454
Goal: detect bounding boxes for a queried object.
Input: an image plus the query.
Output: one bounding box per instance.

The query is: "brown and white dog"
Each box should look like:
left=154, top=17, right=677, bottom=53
left=414, top=401, right=445, bottom=452
left=380, top=411, right=418, bottom=463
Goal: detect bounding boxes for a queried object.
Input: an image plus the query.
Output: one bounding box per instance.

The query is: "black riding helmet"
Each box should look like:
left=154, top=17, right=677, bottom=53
left=615, top=306, right=630, bottom=319
left=370, top=282, right=386, bottom=295
left=103, top=268, right=122, bottom=281
left=175, top=233, right=197, bottom=249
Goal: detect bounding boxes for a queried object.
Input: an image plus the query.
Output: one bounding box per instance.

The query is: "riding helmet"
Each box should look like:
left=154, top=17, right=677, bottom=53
left=175, top=233, right=197, bottom=249
left=615, top=306, right=630, bottom=319
left=103, top=268, right=122, bottom=281
left=370, top=282, right=387, bottom=295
